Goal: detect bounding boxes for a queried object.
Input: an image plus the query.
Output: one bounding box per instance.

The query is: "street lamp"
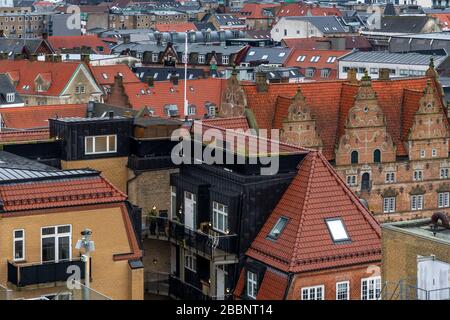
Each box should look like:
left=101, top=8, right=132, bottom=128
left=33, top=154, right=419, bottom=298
left=75, top=228, right=95, bottom=300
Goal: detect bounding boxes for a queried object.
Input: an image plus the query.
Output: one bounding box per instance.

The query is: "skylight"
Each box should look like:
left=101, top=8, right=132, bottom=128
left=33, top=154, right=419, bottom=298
left=262, top=54, right=268, bottom=60
left=279, top=52, right=286, bottom=57
left=325, top=218, right=350, bottom=242
left=102, top=73, right=108, bottom=79
left=297, top=55, right=306, bottom=62
left=267, top=217, right=288, bottom=240
left=248, top=51, right=255, bottom=56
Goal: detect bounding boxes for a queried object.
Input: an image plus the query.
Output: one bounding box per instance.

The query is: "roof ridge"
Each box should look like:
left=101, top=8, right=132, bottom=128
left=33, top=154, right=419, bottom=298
left=289, top=151, right=317, bottom=271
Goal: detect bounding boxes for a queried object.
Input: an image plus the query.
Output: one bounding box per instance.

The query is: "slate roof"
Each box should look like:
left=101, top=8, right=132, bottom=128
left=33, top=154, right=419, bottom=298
left=283, top=16, right=349, bottom=34
left=133, top=66, right=220, bottom=81
left=245, top=151, right=381, bottom=273
left=155, top=22, right=198, bottom=32
left=242, top=47, right=292, bottom=65
left=0, top=74, right=23, bottom=106
left=375, top=16, right=431, bottom=33
left=339, top=51, right=447, bottom=66
left=0, top=38, right=53, bottom=55
left=213, top=14, right=246, bottom=27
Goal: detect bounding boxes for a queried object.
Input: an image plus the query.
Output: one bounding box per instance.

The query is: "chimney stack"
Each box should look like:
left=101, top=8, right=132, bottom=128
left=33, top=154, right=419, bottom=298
left=0, top=30, right=4, bottom=38
left=29, top=54, right=38, bottom=62
left=145, top=75, right=154, bottom=87
left=170, top=73, right=179, bottom=86
left=123, top=35, right=130, bottom=44
left=14, top=53, right=23, bottom=60
left=108, top=110, right=114, bottom=119
left=45, top=54, right=53, bottom=62
left=378, top=68, right=390, bottom=81
left=54, top=54, right=62, bottom=62
left=0, top=52, right=8, bottom=60
left=81, top=53, right=90, bottom=65
left=42, top=32, right=48, bottom=40
left=255, top=71, right=268, bottom=92
left=346, top=68, right=358, bottom=84
left=114, top=74, right=123, bottom=86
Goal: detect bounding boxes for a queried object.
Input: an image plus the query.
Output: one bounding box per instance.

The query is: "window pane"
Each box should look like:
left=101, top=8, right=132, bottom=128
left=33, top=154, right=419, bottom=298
left=85, top=137, right=93, bottom=154
left=42, top=227, right=55, bottom=235
left=95, top=136, right=108, bottom=153
left=14, top=241, right=23, bottom=259
left=58, top=236, right=70, bottom=261
left=58, top=225, right=70, bottom=234
left=108, top=135, right=116, bottom=152
left=42, top=237, right=55, bottom=262
left=14, top=230, right=23, bottom=238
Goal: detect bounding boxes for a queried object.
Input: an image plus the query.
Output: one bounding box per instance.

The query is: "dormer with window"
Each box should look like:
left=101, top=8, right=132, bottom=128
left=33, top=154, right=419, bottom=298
left=6, top=92, right=14, bottom=103
left=34, top=73, right=51, bottom=92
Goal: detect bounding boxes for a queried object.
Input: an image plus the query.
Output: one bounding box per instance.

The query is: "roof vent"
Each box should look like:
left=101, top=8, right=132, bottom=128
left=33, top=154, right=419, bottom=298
left=108, top=110, right=114, bottom=119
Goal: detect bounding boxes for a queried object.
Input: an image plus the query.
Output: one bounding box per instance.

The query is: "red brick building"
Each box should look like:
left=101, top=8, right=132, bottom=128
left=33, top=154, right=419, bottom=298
left=234, top=151, right=381, bottom=300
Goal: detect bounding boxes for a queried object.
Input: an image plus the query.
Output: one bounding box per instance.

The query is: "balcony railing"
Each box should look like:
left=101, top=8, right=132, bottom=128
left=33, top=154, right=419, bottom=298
left=143, top=216, right=238, bottom=258
left=7, top=259, right=85, bottom=288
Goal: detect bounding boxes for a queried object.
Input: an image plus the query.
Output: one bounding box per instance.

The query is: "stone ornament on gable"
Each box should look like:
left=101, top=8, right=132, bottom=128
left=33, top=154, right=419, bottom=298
left=409, top=185, right=426, bottom=195
left=219, top=67, right=247, bottom=117
left=381, top=187, right=398, bottom=198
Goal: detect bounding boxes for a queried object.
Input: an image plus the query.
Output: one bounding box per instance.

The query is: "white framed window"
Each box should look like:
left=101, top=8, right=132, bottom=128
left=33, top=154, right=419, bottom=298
left=413, top=170, right=423, bottom=181
left=411, top=195, right=423, bottom=211
left=152, top=53, right=159, bottom=63
left=438, top=192, right=450, bottom=208
left=420, top=150, right=426, bottom=158
left=336, top=281, right=349, bottom=300
left=321, top=69, right=330, bottom=78
left=198, top=54, right=205, bottom=64
left=85, top=135, right=117, bottom=155
left=361, top=277, right=381, bottom=300
left=170, top=186, right=176, bottom=220
left=301, top=285, right=324, bottom=300
left=75, top=85, right=85, bottom=94
left=247, top=271, right=258, bottom=299
left=222, top=55, right=229, bottom=65
left=325, top=218, right=350, bottom=242
left=432, top=149, right=437, bottom=157
left=346, top=175, right=357, bottom=186
left=41, top=225, right=71, bottom=263
left=188, top=105, right=196, bottom=115
left=212, top=201, right=228, bottom=233
left=6, top=92, right=14, bottom=102
left=440, top=168, right=449, bottom=179
left=383, top=197, right=396, bottom=213
left=184, top=251, right=197, bottom=272
left=13, top=229, right=25, bottom=261
left=385, top=172, right=395, bottom=183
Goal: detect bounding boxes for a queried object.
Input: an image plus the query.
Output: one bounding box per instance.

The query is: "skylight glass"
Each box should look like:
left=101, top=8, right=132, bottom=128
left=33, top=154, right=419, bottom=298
left=267, top=217, right=288, bottom=240
left=325, top=218, right=350, bottom=242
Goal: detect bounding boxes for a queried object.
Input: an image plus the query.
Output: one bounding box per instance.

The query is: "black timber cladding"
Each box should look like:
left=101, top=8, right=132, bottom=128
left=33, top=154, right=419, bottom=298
left=49, top=117, right=133, bottom=161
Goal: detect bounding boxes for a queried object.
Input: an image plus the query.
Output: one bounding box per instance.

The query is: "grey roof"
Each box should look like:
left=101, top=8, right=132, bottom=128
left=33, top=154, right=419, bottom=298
left=375, top=16, right=431, bottom=33
left=283, top=16, right=350, bottom=34
left=213, top=14, right=246, bottom=26
left=242, top=47, right=292, bottom=64
left=0, top=151, right=99, bottom=184
left=394, top=32, right=450, bottom=40
left=54, top=116, right=128, bottom=123
left=0, top=38, right=49, bottom=55
left=0, top=74, right=23, bottom=105
left=133, top=67, right=220, bottom=81
left=339, top=50, right=446, bottom=66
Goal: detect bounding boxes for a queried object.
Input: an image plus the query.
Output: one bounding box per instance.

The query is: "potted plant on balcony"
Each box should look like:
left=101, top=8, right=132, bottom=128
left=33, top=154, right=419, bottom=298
left=148, top=206, right=158, bottom=235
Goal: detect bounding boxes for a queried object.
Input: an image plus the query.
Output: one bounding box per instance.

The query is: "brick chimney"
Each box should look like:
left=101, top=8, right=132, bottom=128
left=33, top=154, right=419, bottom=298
left=29, top=54, right=38, bottom=62
left=170, top=73, right=179, bottom=86
left=114, top=74, right=123, bottom=87
left=45, top=54, right=53, bottom=62
left=14, top=53, right=23, bottom=60
left=378, top=68, right=390, bottom=81
left=145, top=75, right=154, bottom=87
left=346, top=68, right=358, bottom=84
left=81, top=53, right=90, bottom=65
left=255, top=71, right=268, bottom=92
left=42, top=32, right=48, bottom=40
left=54, top=54, right=62, bottom=62
left=0, top=30, right=4, bottom=38
left=0, top=52, right=8, bottom=60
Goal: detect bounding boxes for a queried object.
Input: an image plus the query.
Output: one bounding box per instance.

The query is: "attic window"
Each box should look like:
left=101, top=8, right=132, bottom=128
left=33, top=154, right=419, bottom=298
left=327, top=56, right=337, bottom=63
left=325, top=218, right=350, bottom=242
left=297, top=55, right=306, bottom=62
left=267, top=216, right=288, bottom=240
left=261, top=54, right=268, bottom=60
left=278, top=52, right=286, bottom=57
left=6, top=93, right=14, bottom=102
left=248, top=51, right=255, bottom=56
left=102, top=73, right=108, bottom=79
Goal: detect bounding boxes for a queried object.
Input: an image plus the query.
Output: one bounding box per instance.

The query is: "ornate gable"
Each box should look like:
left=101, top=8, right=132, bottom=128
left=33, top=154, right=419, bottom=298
left=280, top=87, right=323, bottom=150
left=219, top=68, right=247, bottom=117
left=336, top=73, right=396, bottom=165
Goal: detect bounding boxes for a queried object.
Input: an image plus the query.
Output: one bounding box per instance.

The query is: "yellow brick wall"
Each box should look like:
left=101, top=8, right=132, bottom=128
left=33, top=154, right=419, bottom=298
left=0, top=205, right=140, bottom=300
left=61, top=157, right=128, bottom=193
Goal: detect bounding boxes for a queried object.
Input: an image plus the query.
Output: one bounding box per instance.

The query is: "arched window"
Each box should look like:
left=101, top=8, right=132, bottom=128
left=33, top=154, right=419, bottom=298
left=351, top=151, right=358, bottom=164
left=373, top=149, right=381, bottom=163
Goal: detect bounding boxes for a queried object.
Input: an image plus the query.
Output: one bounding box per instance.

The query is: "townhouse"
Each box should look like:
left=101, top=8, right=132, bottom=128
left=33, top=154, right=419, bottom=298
left=234, top=151, right=381, bottom=300
left=0, top=58, right=103, bottom=106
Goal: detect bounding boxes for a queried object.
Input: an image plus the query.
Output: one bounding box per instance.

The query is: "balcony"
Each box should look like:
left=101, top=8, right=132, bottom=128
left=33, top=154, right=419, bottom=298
left=143, top=216, right=238, bottom=260
left=7, top=259, right=85, bottom=288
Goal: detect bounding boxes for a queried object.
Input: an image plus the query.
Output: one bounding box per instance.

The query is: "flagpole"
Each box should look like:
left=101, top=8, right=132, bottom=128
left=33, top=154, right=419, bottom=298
left=184, top=31, right=188, bottom=117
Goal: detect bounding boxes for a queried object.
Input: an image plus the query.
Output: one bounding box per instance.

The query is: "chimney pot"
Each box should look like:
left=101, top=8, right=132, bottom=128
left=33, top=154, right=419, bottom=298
left=378, top=68, right=390, bottom=81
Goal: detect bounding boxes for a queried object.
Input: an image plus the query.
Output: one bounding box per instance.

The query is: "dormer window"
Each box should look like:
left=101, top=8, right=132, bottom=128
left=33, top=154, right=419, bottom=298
left=267, top=216, right=288, bottom=240
left=6, top=92, right=14, bottom=103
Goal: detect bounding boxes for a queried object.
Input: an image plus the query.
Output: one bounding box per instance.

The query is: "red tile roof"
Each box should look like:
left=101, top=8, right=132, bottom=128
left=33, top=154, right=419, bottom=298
left=0, top=104, right=86, bottom=129
left=276, top=3, right=308, bottom=17
left=155, top=23, right=198, bottom=32
left=47, top=35, right=111, bottom=54
left=0, top=129, right=50, bottom=143
left=201, top=116, right=249, bottom=131
left=122, top=78, right=225, bottom=118
left=242, top=76, right=447, bottom=159
left=239, top=3, right=280, bottom=19
left=309, top=6, right=342, bottom=16
left=0, top=175, right=127, bottom=212
left=256, top=269, right=288, bottom=300
left=246, top=151, right=381, bottom=273
left=90, top=64, right=141, bottom=86
left=284, top=49, right=350, bottom=80
left=0, top=60, right=82, bottom=96
left=430, top=13, right=450, bottom=31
